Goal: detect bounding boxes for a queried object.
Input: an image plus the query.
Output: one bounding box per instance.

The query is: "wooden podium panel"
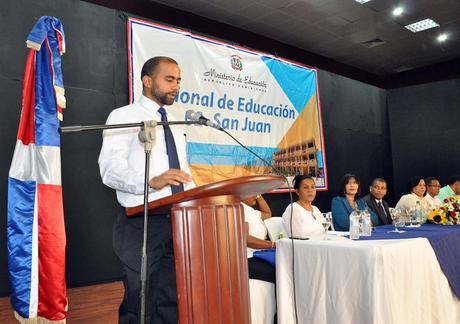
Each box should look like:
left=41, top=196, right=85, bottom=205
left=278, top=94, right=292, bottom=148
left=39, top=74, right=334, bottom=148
left=172, top=195, right=250, bottom=324
left=125, top=175, right=285, bottom=323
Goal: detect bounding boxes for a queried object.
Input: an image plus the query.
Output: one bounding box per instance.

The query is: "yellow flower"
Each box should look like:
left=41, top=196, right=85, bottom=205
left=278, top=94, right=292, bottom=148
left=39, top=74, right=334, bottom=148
left=428, top=196, right=460, bottom=225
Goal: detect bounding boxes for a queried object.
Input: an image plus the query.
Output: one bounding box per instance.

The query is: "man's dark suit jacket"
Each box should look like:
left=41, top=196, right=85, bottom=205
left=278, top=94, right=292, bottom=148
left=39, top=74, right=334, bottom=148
left=364, top=194, right=392, bottom=225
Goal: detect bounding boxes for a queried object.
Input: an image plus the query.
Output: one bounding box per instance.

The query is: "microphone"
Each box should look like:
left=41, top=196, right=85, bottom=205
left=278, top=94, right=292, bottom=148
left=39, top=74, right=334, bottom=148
left=185, top=110, right=223, bottom=130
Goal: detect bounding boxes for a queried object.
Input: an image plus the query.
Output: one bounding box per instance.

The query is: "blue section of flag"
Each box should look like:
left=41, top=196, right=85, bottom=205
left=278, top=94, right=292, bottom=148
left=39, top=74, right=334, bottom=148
left=48, top=35, right=64, bottom=89
left=187, top=142, right=277, bottom=166
left=261, top=56, right=317, bottom=113
left=27, top=16, right=65, bottom=89
left=7, top=177, right=36, bottom=317
left=34, top=43, right=60, bottom=147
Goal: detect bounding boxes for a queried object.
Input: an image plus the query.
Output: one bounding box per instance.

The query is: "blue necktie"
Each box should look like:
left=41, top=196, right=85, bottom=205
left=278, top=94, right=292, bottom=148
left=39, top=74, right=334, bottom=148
left=158, top=107, right=184, bottom=194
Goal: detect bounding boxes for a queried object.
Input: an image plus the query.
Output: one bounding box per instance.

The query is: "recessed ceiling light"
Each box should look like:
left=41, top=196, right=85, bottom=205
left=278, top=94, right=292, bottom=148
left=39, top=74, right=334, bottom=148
left=405, top=19, right=440, bottom=33
left=355, top=0, right=372, bottom=4
left=392, top=7, right=404, bottom=16
left=437, top=34, right=448, bottom=42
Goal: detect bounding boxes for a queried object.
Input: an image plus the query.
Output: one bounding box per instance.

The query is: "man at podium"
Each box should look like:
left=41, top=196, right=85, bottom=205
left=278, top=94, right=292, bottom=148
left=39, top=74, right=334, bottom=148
left=98, top=56, right=194, bottom=324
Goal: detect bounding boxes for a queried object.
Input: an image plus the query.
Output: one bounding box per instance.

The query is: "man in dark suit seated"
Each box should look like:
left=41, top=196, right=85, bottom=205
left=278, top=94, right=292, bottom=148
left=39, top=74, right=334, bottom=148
left=364, top=178, right=392, bottom=225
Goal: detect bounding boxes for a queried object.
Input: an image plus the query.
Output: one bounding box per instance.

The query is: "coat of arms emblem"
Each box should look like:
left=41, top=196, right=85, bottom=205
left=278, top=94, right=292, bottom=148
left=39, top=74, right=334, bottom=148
left=230, top=55, right=243, bottom=71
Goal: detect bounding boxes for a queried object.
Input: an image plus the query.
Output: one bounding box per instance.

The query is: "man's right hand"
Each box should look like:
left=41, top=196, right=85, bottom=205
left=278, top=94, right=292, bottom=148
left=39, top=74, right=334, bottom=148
left=149, top=169, right=192, bottom=190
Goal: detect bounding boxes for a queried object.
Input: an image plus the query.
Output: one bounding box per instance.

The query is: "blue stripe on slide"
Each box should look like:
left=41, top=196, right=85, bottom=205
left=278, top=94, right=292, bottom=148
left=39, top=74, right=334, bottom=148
left=187, top=142, right=278, bottom=166
left=261, top=56, right=317, bottom=114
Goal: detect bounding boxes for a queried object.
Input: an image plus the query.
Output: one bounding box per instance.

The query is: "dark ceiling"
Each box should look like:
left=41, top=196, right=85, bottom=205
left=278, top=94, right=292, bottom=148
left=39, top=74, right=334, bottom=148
left=85, top=0, right=460, bottom=87
left=150, top=0, right=460, bottom=76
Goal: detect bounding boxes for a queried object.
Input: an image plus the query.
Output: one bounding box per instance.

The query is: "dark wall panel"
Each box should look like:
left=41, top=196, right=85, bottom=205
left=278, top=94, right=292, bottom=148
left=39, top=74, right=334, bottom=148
left=61, top=87, right=122, bottom=286
left=388, top=78, right=460, bottom=198
left=316, top=70, right=393, bottom=207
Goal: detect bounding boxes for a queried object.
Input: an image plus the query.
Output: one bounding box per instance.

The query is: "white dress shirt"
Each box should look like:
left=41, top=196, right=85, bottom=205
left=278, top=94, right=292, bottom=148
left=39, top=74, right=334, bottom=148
left=242, top=202, right=268, bottom=258
left=425, top=193, right=441, bottom=210
left=98, top=95, right=195, bottom=207
left=374, top=198, right=388, bottom=215
left=282, top=202, right=324, bottom=238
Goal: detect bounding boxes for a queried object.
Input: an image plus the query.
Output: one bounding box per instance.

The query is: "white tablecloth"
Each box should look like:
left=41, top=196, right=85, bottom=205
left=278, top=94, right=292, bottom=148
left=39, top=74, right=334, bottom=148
left=276, top=237, right=460, bottom=324
left=249, top=279, right=276, bottom=324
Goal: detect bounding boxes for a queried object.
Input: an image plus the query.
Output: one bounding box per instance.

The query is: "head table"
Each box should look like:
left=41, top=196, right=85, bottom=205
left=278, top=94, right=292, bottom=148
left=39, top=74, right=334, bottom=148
left=276, top=225, right=460, bottom=324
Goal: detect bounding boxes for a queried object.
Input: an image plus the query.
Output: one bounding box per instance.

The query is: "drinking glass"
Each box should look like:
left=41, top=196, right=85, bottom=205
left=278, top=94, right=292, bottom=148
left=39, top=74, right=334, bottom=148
left=321, top=213, right=332, bottom=239
left=322, top=212, right=333, bottom=224
left=388, top=208, right=406, bottom=233
left=407, top=207, right=420, bottom=227
left=321, top=220, right=331, bottom=239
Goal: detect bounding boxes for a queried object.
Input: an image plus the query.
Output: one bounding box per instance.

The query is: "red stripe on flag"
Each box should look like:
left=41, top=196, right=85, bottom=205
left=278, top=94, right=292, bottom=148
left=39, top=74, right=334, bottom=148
left=37, top=184, right=67, bottom=320
left=56, top=30, right=64, bottom=54
left=17, top=50, right=36, bottom=144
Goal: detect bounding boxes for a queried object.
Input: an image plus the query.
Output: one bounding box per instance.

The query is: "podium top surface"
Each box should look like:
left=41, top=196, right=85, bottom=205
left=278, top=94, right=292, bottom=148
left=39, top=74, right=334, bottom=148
left=125, top=174, right=285, bottom=217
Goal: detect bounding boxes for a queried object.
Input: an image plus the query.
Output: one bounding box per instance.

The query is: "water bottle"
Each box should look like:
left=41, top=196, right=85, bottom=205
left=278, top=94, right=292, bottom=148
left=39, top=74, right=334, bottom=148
left=349, top=210, right=360, bottom=240
left=361, top=209, right=372, bottom=237
left=414, top=200, right=422, bottom=224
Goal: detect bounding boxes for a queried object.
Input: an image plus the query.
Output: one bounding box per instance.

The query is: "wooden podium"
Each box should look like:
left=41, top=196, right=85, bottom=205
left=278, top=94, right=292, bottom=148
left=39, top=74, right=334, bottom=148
left=126, top=175, right=285, bottom=324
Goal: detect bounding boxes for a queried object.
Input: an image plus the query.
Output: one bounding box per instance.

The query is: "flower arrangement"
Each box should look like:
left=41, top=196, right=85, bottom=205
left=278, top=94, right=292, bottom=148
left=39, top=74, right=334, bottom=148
left=427, top=195, right=460, bottom=225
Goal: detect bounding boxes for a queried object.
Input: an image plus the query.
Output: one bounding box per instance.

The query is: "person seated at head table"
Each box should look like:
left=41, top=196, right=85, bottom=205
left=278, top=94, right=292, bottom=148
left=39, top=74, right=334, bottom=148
left=424, top=176, right=441, bottom=210
left=437, top=174, right=460, bottom=203
left=395, top=176, right=429, bottom=213
left=282, top=175, right=325, bottom=238
left=241, top=195, right=275, bottom=284
left=331, top=173, right=379, bottom=231
left=363, top=178, right=392, bottom=225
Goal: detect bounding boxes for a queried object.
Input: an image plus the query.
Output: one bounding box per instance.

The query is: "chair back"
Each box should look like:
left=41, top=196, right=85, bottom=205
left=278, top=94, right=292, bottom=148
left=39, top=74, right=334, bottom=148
left=264, top=217, right=285, bottom=242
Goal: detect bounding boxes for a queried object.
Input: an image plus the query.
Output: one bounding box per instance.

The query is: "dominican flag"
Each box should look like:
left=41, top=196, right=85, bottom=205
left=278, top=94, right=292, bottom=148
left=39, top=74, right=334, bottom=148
left=7, top=16, right=67, bottom=323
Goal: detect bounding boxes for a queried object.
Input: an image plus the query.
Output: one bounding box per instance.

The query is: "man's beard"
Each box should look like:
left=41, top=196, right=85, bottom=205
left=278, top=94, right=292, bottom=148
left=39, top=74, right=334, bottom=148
left=151, top=88, right=176, bottom=106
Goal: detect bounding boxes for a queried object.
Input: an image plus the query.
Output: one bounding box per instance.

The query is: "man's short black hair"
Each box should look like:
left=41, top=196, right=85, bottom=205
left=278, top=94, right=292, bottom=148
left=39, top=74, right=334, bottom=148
left=449, top=174, right=460, bottom=185
left=371, top=178, right=386, bottom=187
left=141, top=56, right=178, bottom=79
left=424, top=176, right=439, bottom=186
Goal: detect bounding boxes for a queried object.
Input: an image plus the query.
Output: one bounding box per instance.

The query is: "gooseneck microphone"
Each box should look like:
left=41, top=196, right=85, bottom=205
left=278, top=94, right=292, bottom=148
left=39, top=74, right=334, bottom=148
left=185, top=110, right=223, bottom=130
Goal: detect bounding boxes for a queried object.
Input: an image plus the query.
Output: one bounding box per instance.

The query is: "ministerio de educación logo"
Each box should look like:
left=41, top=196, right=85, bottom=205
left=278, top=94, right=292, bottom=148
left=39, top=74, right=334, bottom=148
left=230, top=55, right=243, bottom=71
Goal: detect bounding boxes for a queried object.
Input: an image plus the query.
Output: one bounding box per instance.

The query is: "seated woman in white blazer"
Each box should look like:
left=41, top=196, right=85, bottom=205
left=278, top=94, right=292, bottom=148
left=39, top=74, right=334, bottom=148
left=395, top=175, right=429, bottom=212
left=282, top=175, right=325, bottom=238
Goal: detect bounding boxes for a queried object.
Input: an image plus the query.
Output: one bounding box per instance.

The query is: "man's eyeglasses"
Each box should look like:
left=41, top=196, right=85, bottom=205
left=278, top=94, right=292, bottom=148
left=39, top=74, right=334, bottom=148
left=428, top=184, right=441, bottom=188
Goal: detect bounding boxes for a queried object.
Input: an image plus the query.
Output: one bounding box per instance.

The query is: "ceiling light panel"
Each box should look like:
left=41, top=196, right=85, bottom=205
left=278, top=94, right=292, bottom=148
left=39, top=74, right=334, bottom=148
left=405, top=19, right=440, bottom=32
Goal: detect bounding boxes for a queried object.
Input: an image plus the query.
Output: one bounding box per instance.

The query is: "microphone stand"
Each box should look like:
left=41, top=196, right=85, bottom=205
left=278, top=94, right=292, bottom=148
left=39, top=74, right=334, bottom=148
left=60, top=119, right=202, bottom=324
